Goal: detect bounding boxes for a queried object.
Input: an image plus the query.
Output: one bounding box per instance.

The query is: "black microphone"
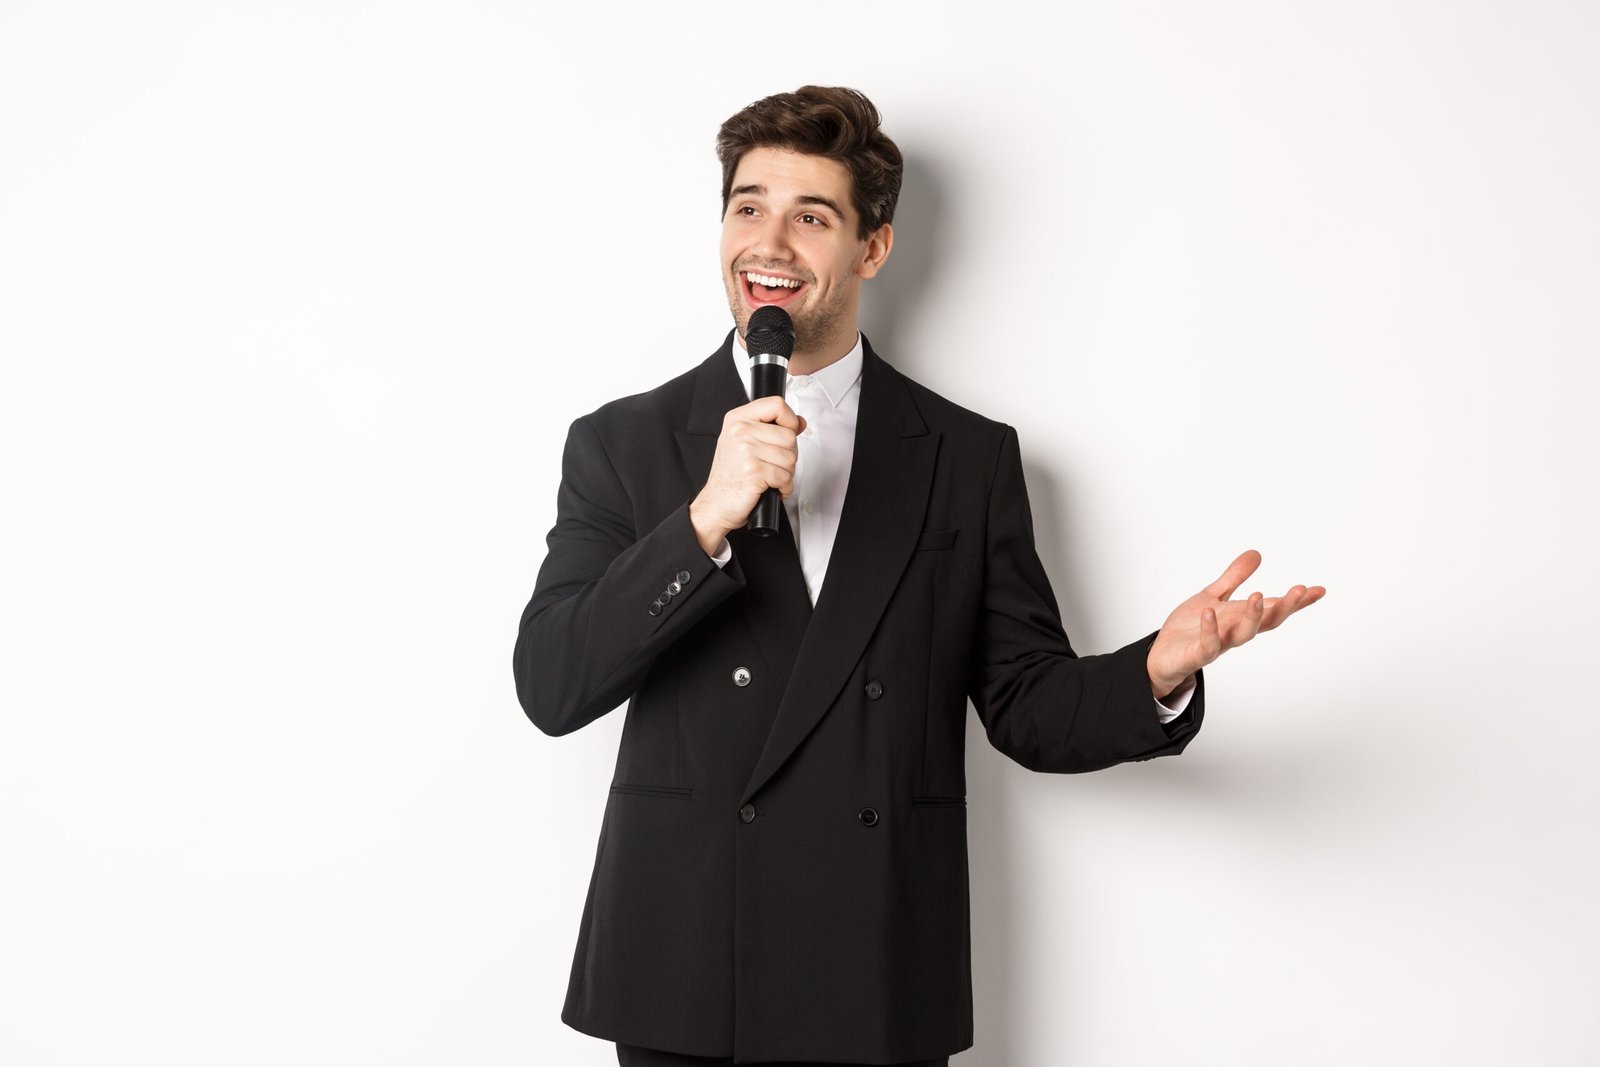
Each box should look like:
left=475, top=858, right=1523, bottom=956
left=744, top=305, right=795, bottom=537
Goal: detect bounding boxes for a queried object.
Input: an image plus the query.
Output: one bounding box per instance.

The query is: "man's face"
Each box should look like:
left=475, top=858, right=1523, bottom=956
left=720, top=147, right=891, bottom=358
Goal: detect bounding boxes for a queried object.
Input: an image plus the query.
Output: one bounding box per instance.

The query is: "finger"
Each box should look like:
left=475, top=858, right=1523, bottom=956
left=1217, top=592, right=1265, bottom=648
left=1263, top=584, right=1327, bottom=631
left=744, top=441, right=799, bottom=471
left=1201, top=607, right=1222, bottom=661
left=1203, top=549, right=1262, bottom=600
left=739, top=395, right=803, bottom=430
left=1240, top=592, right=1266, bottom=643
left=1257, top=587, right=1305, bottom=632
left=756, top=459, right=796, bottom=497
left=723, top=437, right=796, bottom=474
left=742, top=421, right=805, bottom=450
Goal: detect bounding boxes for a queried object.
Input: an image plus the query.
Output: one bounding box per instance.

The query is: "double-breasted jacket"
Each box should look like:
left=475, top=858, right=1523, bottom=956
left=513, top=331, right=1204, bottom=1063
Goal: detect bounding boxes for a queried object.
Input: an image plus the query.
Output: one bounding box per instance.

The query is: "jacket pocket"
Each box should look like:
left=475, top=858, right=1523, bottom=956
left=609, top=783, right=693, bottom=800
left=913, top=527, right=958, bottom=552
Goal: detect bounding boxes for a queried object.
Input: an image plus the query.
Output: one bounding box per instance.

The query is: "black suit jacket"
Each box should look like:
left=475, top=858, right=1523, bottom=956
left=513, top=330, right=1204, bottom=1063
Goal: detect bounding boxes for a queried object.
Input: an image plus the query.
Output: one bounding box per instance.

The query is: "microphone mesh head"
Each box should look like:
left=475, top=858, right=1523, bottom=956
left=746, top=306, right=795, bottom=359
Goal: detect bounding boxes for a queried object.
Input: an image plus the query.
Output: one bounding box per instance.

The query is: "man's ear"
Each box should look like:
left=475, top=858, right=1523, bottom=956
left=857, top=224, right=894, bottom=279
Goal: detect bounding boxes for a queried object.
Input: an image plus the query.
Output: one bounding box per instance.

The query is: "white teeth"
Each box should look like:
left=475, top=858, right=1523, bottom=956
left=746, top=271, right=800, bottom=289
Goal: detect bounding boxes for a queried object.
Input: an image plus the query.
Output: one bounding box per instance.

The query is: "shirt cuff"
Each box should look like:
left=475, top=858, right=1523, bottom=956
left=1154, top=674, right=1197, bottom=723
left=708, top=537, right=732, bottom=568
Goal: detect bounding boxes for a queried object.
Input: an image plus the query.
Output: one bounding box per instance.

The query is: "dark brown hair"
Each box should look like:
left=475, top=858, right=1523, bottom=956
left=716, top=86, right=903, bottom=240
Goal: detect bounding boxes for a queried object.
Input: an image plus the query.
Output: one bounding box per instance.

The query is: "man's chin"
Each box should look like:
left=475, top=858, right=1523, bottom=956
left=727, top=299, right=804, bottom=337
left=731, top=310, right=817, bottom=348
left=725, top=288, right=832, bottom=352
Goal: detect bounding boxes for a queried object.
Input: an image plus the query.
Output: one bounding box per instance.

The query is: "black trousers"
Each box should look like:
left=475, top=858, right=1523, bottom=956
left=615, top=1042, right=949, bottom=1066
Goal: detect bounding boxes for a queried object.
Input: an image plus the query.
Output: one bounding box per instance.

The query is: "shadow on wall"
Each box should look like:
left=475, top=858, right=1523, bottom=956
left=859, top=152, right=946, bottom=378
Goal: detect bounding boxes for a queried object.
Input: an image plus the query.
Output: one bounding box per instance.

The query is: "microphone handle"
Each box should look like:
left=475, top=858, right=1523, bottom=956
left=747, top=357, right=788, bottom=537
left=751, top=488, right=781, bottom=538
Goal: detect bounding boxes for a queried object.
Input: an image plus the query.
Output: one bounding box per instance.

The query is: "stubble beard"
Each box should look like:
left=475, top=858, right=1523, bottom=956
left=724, top=269, right=846, bottom=357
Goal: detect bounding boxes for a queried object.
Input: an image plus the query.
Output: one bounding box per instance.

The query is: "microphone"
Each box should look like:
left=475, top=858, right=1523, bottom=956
left=744, top=305, right=794, bottom=537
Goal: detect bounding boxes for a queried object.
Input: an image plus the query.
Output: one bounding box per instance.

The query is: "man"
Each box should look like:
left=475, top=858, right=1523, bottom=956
left=513, top=86, right=1323, bottom=1066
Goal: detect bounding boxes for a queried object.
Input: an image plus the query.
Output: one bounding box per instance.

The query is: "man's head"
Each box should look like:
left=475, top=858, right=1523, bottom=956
left=716, top=86, right=901, bottom=361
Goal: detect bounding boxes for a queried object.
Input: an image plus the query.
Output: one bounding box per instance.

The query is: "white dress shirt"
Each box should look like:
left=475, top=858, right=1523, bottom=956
left=706, top=330, right=1196, bottom=722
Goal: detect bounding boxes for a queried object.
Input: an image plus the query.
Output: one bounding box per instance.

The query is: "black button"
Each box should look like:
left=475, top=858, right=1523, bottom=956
left=739, top=803, right=757, bottom=823
left=864, top=680, right=884, bottom=699
left=667, top=580, right=681, bottom=595
left=648, top=602, right=662, bottom=616
left=732, top=667, right=751, bottom=687
left=676, top=570, right=692, bottom=583
left=858, top=807, right=879, bottom=827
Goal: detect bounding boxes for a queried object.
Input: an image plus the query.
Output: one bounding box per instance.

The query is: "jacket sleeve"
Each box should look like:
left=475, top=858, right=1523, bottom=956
left=966, top=424, right=1204, bottom=773
left=513, top=415, right=747, bottom=736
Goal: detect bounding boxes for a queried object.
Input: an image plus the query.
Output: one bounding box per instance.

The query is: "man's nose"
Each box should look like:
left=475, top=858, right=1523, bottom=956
left=750, top=214, right=793, bottom=262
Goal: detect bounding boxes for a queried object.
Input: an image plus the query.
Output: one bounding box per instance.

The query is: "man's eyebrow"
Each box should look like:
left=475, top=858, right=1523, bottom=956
left=728, top=184, right=847, bottom=221
left=796, top=195, right=845, bottom=220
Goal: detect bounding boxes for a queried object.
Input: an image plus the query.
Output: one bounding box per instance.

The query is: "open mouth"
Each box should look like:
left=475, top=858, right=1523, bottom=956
left=739, top=269, right=807, bottom=310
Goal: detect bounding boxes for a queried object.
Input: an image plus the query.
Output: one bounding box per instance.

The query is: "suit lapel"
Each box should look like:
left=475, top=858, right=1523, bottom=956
left=739, top=337, right=941, bottom=805
left=672, top=330, right=744, bottom=476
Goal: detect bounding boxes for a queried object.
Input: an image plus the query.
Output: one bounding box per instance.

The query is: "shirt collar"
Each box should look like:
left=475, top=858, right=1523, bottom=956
left=731, top=329, right=864, bottom=409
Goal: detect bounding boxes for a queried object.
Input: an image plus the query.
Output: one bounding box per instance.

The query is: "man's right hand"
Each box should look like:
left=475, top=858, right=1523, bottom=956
left=688, top=396, right=807, bottom=557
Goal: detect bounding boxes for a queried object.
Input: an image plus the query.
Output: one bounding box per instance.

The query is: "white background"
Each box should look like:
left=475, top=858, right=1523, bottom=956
left=3, top=2, right=1597, bottom=1064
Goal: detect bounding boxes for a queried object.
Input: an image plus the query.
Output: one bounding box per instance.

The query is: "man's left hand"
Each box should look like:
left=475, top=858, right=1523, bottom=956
left=1147, top=549, right=1325, bottom=700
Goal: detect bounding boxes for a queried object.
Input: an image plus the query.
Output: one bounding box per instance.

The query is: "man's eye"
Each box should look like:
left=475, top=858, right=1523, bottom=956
left=739, top=206, right=758, bottom=216
left=800, top=214, right=823, bottom=226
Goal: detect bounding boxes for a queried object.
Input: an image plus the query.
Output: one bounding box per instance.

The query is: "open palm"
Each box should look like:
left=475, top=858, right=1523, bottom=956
left=1147, top=550, right=1325, bottom=697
